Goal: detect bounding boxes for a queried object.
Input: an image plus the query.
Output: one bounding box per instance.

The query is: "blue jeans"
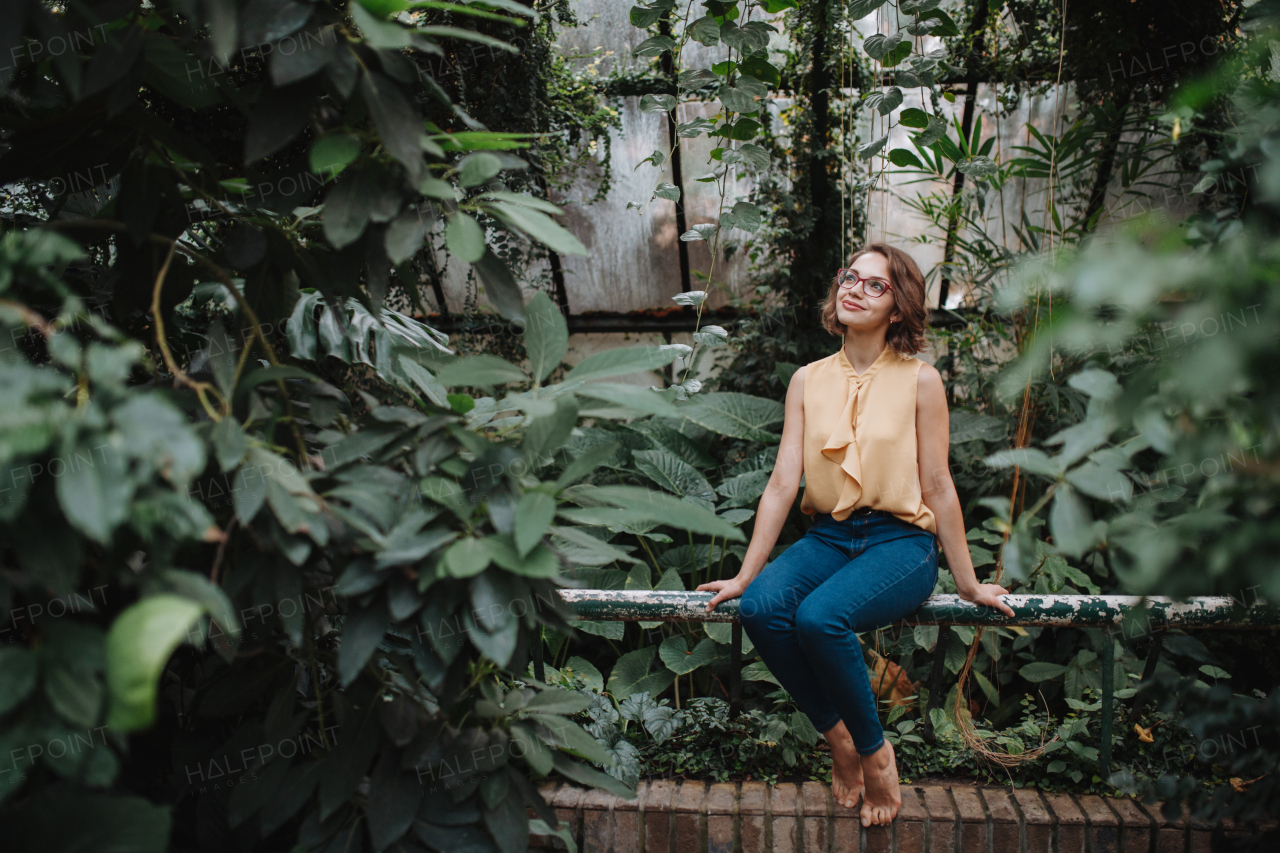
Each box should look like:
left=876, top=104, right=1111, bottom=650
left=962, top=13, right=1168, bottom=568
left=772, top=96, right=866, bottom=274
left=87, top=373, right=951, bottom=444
left=738, top=508, right=939, bottom=756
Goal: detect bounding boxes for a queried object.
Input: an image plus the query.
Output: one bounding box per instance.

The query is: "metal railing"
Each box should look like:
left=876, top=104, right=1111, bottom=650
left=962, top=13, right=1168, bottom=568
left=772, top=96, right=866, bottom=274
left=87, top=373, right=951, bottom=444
left=536, top=591, right=1280, bottom=782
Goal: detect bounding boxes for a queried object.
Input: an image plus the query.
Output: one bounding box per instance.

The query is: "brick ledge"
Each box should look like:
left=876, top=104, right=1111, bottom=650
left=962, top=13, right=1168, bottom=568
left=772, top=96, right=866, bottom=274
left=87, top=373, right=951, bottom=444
left=527, top=779, right=1278, bottom=853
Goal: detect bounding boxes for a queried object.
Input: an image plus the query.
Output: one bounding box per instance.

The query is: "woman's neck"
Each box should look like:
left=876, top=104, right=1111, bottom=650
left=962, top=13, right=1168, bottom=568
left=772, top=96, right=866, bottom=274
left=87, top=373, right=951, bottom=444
left=842, top=329, right=889, bottom=375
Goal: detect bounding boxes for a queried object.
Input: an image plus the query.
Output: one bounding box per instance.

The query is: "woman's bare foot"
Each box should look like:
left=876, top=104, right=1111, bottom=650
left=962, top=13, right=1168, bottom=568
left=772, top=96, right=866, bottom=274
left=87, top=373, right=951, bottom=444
left=823, top=721, right=863, bottom=809
left=859, top=739, right=902, bottom=827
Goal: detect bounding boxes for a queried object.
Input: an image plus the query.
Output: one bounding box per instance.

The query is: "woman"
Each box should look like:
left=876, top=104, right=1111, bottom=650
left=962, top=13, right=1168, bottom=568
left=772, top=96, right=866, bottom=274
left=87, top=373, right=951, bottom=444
left=695, top=243, right=1016, bottom=828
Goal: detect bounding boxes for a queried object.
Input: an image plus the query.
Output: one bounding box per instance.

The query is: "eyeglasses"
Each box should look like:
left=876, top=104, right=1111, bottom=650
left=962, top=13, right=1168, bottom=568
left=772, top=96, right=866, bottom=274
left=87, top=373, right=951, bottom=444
left=836, top=269, right=893, bottom=298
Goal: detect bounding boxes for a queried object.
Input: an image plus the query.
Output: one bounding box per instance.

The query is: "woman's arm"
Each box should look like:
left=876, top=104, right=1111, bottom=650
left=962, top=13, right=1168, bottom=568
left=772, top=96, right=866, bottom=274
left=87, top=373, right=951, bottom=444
left=697, top=365, right=806, bottom=611
left=916, top=365, right=1015, bottom=617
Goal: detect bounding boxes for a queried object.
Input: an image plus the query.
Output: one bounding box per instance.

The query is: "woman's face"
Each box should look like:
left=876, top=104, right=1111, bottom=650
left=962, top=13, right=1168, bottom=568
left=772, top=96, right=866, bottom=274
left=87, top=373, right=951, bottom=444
left=834, top=252, right=901, bottom=336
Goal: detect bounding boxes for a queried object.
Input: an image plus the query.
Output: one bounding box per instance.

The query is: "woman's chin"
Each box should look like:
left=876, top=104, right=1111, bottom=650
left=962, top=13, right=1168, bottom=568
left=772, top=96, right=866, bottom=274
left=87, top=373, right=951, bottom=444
left=837, top=314, right=881, bottom=331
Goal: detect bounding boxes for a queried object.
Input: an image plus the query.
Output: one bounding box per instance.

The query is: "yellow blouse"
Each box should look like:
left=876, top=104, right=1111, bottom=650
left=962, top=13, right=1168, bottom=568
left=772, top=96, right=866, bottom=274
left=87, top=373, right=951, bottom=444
left=798, top=346, right=937, bottom=534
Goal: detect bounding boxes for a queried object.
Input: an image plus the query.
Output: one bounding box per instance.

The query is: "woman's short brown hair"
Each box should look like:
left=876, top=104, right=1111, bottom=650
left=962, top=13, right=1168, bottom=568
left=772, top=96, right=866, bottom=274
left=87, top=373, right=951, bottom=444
left=819, top=242, right=930, bottom=354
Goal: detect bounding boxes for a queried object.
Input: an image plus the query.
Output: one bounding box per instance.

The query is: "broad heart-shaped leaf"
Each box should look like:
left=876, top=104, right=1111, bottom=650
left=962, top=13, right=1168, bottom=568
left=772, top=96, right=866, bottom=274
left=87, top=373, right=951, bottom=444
left=639, top=93, right=677, bottom=113
left=523, top=291, right=568, bottom=382
left=56, top=437, right=133, bottom=543
left=445, top=212, right=486, bottom=262
left=889, top=147, right=925, bottom=169
left=956, top=155, right=1000, bottom=178
left=658, top=635, right=721, bottom=675
left=606, top=646, right=666, bottom=699
left=738, top=143, right=770, bottom=171
left=862, top=31, right=902, bottom=60
left=689, top=15, right=721, bottom=45
left=859, top=134, right=888, bottom=160
left=680, top=223, right=719, bottom=242
left=632, top=449, right=716, bottom=506
left=677, top=392, right=784, bottom=443
left=715, top=469, right=770, bottom=508
left=848, top=0, right=890, bottom=17
left=572, top=485, right=745, bottom=541
left=630, top=4, right=665, bottom=27
left=679, top=68, right=720, bottom=90
left=564, top=345, right=683, bottom=383
left=918, top=8, right=960, bottom=37
left=654, top=182, right=681, bottom=201
left=731, top=201, right=762, bottom=232
left=899, top=107, right=930, bottom=128
left=863, top=86, right=903, bottom=115
left=719, top=86, right=758, bottom=114
left=105, top=595, right=205, bottom=731
left=719, top=118, right=761, bottom=141
left=883, top=39, right=914, bottom=67
left=633, top=35, right=676, bottom=56
left=739, top=56, right=781, bottom=87
left=914, top=114, right=949, bottom=147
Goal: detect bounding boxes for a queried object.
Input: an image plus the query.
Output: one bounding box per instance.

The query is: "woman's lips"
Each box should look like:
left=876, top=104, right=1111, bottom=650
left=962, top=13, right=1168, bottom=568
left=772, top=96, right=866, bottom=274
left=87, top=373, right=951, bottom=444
left=842, top=300, right=865, bottom=311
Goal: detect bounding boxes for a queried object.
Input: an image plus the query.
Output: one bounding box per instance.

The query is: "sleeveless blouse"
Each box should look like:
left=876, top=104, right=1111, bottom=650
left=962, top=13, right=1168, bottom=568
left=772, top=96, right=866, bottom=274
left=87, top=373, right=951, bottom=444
left=798, top=346, right=937, bottom=535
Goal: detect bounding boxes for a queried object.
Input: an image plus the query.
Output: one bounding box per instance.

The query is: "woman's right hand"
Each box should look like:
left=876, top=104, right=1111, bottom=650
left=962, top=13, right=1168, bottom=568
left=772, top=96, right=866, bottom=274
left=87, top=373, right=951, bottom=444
left=696, top=577, right=750, bottom=614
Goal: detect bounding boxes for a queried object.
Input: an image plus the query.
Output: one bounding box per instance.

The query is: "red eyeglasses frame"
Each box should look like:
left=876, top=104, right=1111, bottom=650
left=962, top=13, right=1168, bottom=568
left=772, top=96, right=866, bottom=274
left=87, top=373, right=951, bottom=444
left=835, top=269, right=894, bottom=298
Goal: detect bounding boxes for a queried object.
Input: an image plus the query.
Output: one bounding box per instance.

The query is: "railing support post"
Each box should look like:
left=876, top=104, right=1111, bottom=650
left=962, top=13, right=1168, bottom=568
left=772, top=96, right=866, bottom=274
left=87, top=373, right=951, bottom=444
left=730, top=621, right=742, bottom=719
left=1100, top=623, right=1115, bottom=784
left=920, top=627, right=950, bottom=745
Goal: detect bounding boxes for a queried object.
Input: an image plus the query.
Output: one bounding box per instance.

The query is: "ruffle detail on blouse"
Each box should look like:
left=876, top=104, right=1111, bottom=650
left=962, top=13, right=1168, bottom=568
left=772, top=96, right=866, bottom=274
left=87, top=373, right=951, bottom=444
left=818, top=347, right=896, bottom=518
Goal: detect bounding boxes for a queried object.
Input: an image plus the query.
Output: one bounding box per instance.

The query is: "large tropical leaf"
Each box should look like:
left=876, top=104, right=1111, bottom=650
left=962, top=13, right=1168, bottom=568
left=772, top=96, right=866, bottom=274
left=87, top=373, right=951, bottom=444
left=631, top=449, right=716, bottom=508
left=715, top=469, right=771, bottom=508
left=676, top=392, right=784, bottom=442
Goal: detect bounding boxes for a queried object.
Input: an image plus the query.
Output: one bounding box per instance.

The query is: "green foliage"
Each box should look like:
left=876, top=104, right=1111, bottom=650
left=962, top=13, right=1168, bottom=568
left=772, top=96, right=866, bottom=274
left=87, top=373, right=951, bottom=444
left=0, top=2, right=673, bottom=851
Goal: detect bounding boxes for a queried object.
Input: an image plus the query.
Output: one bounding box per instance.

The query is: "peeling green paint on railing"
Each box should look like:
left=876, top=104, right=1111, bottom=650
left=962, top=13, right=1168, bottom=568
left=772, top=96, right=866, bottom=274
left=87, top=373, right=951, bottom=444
left=554, top=591, right=1280, bottom=628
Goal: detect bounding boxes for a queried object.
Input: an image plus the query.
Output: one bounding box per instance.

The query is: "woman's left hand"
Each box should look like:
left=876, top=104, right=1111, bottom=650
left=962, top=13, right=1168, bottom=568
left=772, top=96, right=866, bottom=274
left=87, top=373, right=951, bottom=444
left=960, top=583, right=1016, bottom=618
